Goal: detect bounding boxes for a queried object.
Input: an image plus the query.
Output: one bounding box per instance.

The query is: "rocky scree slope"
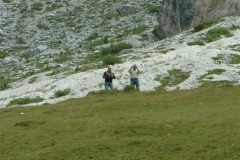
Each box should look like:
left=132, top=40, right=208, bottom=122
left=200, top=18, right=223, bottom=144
left=0, top=0, right=161, bottom=80
left=1, top=14, right=240, bottom=108
left=1, top=0, right=240, bottom=108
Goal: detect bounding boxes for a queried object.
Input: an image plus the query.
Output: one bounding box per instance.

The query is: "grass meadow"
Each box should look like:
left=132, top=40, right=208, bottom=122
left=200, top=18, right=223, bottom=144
left=1, top=85, right=240, bottom=160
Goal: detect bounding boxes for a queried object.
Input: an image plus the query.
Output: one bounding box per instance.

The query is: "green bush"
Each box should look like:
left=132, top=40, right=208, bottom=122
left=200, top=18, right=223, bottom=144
left=103, top=36, right=109, bottom=44
left=193, top=19, right=224, bottom=33
left=86, top=33, right=99, bottom=41
left=0, top=81, right=9, bottom=91
left=187, top=41, right=205, bottom=46
left=203, top=28, right=233, bottom=43
left=8, top=96, right=44, bottom=106
left=55, top=88, right=71, bottom=98
left=2, top=0, right=11, bottom=3
left=193, top=23, right=205, bottom=33
left=102, top=43, right=132, bottom=55
left=148, top=6, right=161, bottom=13
left=31, top=3, right=43, bottom=11
left=0, top=52, right=7, bottom=59
left=103, top=55, right=122, bottom=65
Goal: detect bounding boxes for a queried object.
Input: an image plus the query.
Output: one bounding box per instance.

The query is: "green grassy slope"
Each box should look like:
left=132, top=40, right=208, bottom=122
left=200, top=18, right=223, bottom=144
left=1, top=85, right=240, bottom=160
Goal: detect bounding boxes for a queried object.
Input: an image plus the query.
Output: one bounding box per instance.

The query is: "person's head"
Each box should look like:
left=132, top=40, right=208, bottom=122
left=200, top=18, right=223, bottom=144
left=107, top=66, right=112, bottom=71
left=132, top=64, right=137, bottom=70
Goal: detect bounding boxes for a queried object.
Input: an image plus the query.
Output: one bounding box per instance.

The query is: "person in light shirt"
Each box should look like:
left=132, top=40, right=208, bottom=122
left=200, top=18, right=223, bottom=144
left=128, top=64, right=140, bottom=90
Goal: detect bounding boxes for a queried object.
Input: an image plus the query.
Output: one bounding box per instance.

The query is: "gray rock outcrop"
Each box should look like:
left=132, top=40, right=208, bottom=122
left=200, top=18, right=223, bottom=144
left=116, top=5, right=142, bottom=16
left=157, top=0, right=240, bottom=39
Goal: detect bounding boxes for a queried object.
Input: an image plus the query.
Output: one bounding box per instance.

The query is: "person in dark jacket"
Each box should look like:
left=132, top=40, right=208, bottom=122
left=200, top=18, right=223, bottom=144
left=103, top=66, right=116, bottom=90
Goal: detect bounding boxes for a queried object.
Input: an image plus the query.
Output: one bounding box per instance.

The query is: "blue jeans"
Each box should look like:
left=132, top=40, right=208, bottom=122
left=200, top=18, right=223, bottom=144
left=130, top=78, right=140, bottom=90
left=105, top=82, right=114, bottom=90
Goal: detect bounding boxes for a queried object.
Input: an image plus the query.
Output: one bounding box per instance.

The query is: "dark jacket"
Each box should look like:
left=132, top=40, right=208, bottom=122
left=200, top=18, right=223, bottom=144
left=103, top=71, right=116, bottom=82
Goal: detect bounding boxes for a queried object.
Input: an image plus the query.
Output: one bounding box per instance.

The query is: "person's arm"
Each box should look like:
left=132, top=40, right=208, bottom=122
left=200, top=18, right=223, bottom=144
left=103, top=72, right=106, bottom=78
left=128, top=68, right=132, bottom=74
left=113, top=73, right=116, bottom=79
left=137, top=68, right=140, bottom=74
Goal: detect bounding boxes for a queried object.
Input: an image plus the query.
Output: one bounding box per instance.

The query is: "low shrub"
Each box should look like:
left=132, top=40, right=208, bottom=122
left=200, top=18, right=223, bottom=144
left=187, top=41, right=205, bottom=46
left=54, top=88, right=71, bottom=98
left=0, top=51, right=7, bottom=59
left=102, top=43, right=132, bottom=55
left=193, top=19, right=224, bottom=33
left=148, top=6, right=161, bottom=13
left=0, top=81, right=9, bottom=91
left=86, top=33, right=99, bottom=41
left=8, top=96, right=44, bottom=106
left=31, top=2, right=43, bottom=11
left=103, top=55, right=122, bottom=65
left=203, top=28, right=233, bottom=43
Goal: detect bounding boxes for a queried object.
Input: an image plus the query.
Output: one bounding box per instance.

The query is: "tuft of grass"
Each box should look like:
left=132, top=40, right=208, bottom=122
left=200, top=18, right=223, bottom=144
left=197, top=69, right=237, bottom=87
left=2, top=0, right=11, bottom=3
left=0, top=51, right=8, bottom=59
left=0, top=81, right=10, bottom=91
left=31, top=2, right=44, bottom=11
left=193, top=19, right=224, bottom=33
left=155, top=69, right=191, bottom=90
left=187, top=40, right=205, bottom=46
left=8, top=96, right=44, bottom=106
left=86, top=33, right=99, bottom=41
left=103, top=55, right=122, bottom=65
left=28, top=76, right=38, bottom=84
left=102, top=43, right=132, bottom=55
left=212, top=53, right=240, bottom=64
left=1, top=85, right=240, bottom=159
left=132, top=25, right=148, bottom=34
left=229, top=44, right=240, bottom=52
left=230, top=24, right=240, bottom=30
left=87, top=89, right=120, bottom=96
left=203, top=28, right=234, bottom=43
left=148, top=5, right=161, bottom=13
left=229, top=54, right=240, bottom=64
left=54, top=88, right=71, bottom=98
left=159, top=48, right=175, bottom=54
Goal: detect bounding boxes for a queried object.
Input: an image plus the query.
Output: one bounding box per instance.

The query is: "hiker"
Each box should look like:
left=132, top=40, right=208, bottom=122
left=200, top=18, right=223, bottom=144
left=103, top=66, right=116, bottom=90
left=128, top=64, right=140, bottom=90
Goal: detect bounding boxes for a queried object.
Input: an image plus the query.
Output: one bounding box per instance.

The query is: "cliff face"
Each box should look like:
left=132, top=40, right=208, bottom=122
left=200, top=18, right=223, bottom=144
left=157, top=0, right=240, bottom=39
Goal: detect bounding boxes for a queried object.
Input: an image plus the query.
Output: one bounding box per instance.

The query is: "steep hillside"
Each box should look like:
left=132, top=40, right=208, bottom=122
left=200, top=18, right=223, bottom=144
left=0, top=0, right=161, bottom=80
left=0, top=0, right=240, bottom=109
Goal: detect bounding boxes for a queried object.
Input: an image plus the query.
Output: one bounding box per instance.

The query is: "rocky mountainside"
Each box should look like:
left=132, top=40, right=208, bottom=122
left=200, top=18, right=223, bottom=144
left=0, top=0, right=161, bottom=80
left=1, top=0, right=240, bottom=108
left=157, top=0, right=240, bottom=39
